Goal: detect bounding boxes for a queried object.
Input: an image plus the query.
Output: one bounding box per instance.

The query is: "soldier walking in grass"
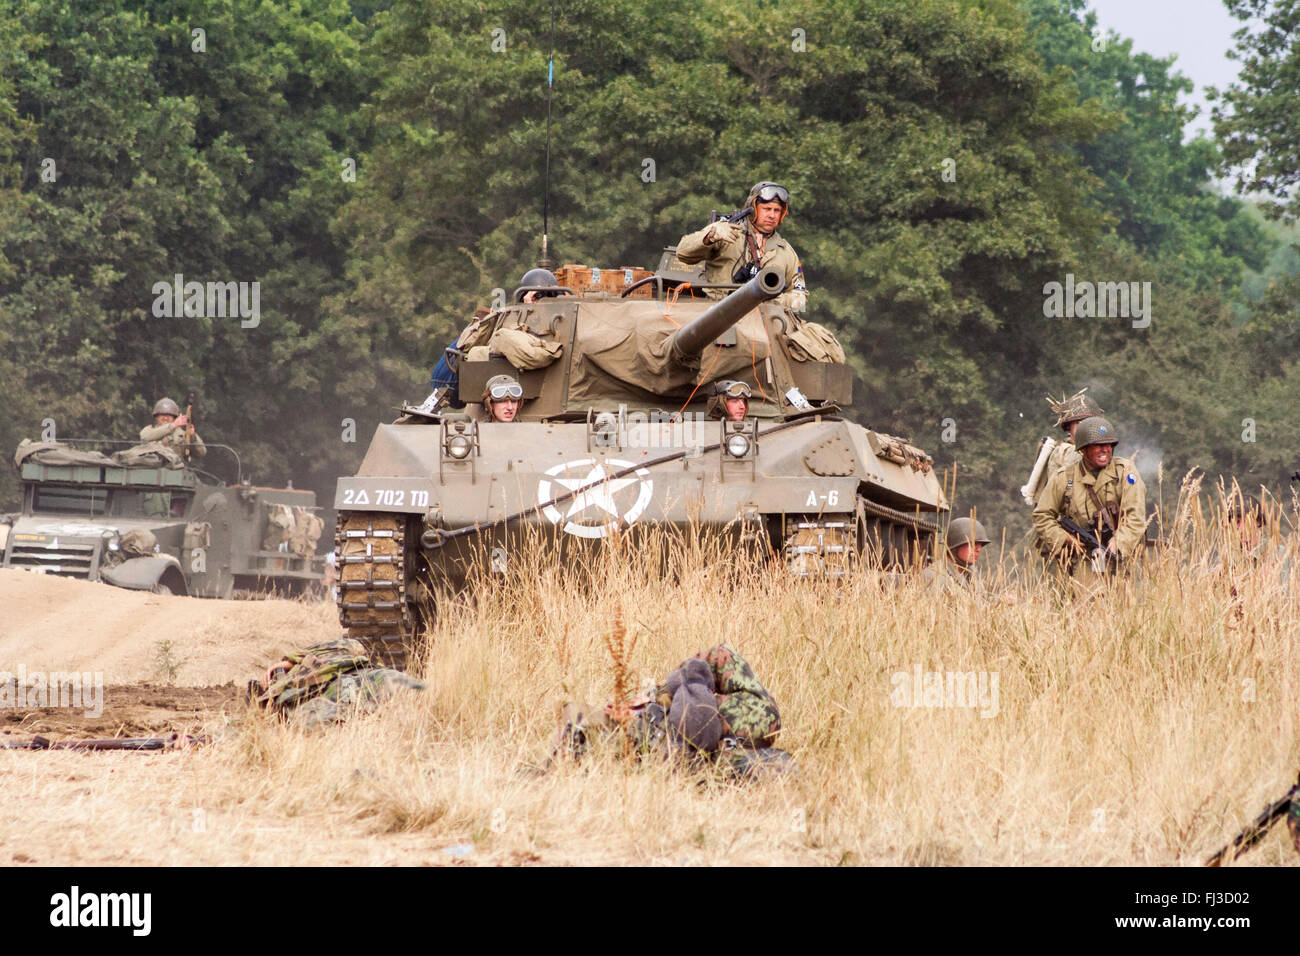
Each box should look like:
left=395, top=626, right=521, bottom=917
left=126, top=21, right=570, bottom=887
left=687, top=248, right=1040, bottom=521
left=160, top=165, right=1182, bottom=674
left=1032, top=416, right=1148, bottom=575
left=1023, top=389, right=1103, bottom=506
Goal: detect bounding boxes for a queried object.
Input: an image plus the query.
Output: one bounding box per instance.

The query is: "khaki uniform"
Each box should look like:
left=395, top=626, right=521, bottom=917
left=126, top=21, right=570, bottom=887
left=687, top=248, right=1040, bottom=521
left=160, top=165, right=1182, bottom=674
left=1045, top=438, right=1080, bottom=479
left=920, top=563, right=973, bottom=594
left=1032, top=457, right=1147, bottom=567
left=140, top=420, right=205, bottom=457
left=676, top=222, right=806, bottom=301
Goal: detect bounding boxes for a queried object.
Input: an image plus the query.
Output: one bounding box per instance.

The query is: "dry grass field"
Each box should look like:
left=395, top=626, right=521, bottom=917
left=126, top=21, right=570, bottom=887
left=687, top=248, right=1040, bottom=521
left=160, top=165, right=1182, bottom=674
left=2, top=477, right=1298, bottom=866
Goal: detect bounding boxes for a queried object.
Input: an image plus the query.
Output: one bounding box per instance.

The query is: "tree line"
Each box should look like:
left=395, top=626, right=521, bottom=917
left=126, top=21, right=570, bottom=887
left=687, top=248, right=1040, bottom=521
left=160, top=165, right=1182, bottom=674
left=1, top=0, right=1297, bottom=541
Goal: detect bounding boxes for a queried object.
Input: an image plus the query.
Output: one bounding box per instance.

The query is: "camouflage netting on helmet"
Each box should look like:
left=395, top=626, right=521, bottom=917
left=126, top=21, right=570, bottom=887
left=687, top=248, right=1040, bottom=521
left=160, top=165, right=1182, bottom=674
left=250, top=638, right=425, bottom=730
left=112, top=442, right=186, bottom=469
left=14, top=440, right=117, bottom=469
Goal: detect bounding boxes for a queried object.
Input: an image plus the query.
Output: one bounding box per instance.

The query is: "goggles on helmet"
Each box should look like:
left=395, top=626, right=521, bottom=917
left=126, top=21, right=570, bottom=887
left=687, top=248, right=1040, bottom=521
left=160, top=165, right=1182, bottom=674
left=753, top=184, right=789, bottom=206
left=718, top=381, right=752, bottom=399
left=488, top=383, right=523, bottom=401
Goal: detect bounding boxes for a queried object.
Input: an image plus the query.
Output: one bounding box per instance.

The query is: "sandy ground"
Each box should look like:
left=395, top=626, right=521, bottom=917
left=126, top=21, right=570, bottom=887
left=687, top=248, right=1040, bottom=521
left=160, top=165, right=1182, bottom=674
left=0, top=568, right=336, bottom=688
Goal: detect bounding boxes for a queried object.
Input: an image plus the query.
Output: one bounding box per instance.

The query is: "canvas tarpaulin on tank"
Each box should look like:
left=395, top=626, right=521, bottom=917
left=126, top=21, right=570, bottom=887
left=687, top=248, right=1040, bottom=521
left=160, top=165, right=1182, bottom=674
left=111, top=442, right=186, bottom=469
left=566, top=299, right=775, bottom=404
left=13, top=440, right=117, bottom=469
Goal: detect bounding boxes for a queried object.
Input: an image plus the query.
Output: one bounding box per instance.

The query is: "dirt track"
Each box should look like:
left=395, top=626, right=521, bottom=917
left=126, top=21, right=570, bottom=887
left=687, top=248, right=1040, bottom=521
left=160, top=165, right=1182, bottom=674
left=0, top=569, right=338, bottom=737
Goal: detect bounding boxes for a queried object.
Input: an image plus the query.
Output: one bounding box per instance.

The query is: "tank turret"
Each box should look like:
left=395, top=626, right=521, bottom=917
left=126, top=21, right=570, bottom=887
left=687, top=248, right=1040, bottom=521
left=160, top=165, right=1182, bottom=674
left=668, top=267, right=785, bottom=364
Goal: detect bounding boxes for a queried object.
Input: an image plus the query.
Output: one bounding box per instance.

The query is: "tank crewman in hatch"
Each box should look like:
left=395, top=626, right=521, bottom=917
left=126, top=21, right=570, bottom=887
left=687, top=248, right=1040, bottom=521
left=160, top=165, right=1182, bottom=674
left=710, top=380, right=752, bottom=421
left=140, top=397, right=205, bottom=457
left=1032, top=416, right=1147, bottom=574
left=421, top=269, right=564, bottom=414
left=483, top=374, right=524, bottom=423
left=676, top=181, right=808, bottom=310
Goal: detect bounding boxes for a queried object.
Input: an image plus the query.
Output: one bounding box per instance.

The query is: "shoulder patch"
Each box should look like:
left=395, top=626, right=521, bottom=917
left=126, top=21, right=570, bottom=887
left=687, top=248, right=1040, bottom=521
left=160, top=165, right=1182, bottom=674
left=1126, top=474, right=1136, bottom=484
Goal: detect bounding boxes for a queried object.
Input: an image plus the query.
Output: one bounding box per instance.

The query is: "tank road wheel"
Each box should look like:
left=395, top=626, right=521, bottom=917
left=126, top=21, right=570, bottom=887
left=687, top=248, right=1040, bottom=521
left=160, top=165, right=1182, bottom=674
left=783, top=515, right=855, bottom=578
left=336, top=512, right=413, bottom=670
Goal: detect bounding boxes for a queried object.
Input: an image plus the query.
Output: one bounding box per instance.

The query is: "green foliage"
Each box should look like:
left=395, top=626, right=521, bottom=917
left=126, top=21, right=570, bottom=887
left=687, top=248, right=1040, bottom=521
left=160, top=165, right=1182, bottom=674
left=1213, top=0, right=1300, bottom=222
left=0, top=0, right=1290, bottom=553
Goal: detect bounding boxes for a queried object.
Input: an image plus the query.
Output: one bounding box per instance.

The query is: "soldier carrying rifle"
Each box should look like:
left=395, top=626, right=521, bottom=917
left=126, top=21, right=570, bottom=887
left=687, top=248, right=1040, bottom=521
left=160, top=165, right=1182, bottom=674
left=1032, top=416, right=1147, bottom=575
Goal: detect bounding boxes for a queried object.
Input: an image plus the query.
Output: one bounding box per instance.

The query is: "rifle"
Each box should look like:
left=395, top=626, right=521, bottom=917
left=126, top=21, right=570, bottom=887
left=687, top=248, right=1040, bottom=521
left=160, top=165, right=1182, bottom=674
left=0, top=733, right=208, bottom=751
left=1206, top=772, right=1300, bottom=866
left=1058, top=515, right=1112, bottom=573
left=709, top=205, right=754, bottom=225
left=183, top=390, right=196, bottom=463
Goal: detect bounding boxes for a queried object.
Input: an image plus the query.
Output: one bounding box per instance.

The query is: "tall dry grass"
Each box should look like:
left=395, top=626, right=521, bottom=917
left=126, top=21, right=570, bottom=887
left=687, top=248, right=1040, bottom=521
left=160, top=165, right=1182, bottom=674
left=5, top=476, right=1298, bottom=865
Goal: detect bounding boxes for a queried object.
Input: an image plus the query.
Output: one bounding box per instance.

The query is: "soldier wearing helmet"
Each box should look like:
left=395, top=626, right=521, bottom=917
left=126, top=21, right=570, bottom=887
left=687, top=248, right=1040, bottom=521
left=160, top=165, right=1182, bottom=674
left=517, top=267, right=562, bottom=304
left=1032, top=416, right=1147, bottom=572
left=675, top=181, right=808, bottom=310
left=709, top=380, right=752, bottom=421
left=921, top=514, right=991, bottom=592
left=140, top=396, right=205, bottom=457
left=483, top=374, right=524, bottom=422
left=1025, top=389, right=1104, bottom=506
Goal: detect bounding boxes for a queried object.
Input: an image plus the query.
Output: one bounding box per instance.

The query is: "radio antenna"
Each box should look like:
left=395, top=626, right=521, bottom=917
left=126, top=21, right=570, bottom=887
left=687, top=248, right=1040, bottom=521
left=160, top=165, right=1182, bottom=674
left=539, top=0, right=556, bottom=269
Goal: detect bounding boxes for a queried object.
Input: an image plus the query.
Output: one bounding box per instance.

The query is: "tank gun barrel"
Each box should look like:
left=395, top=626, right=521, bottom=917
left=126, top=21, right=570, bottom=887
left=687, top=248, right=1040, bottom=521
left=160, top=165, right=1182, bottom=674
left=669, top=267, right=786, bottom=364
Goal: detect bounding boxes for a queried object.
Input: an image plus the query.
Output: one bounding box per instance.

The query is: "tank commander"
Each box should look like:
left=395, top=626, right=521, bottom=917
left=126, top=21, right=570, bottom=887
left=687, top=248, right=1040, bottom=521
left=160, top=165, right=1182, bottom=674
left=140, top=397, right=205, bottom=457
left=711, top=380, right=752, bottom=421
left=676, top=181, right=807, bottom=310
left=483, top=374, right=524, bottom=423
left=1032, top=416, right=1147, bottom=573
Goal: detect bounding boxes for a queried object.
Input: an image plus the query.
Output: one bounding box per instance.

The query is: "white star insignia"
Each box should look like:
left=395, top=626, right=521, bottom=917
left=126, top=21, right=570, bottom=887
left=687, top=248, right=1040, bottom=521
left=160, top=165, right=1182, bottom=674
left=553, top=464, right=639, bottom=521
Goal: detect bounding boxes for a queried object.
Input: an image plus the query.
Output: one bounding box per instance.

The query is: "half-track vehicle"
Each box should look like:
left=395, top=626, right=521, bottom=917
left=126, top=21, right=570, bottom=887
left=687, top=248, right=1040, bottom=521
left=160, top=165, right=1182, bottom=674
left=336, top=255, right=949, bottom=667
left=1, top=438, right=325, bottom=597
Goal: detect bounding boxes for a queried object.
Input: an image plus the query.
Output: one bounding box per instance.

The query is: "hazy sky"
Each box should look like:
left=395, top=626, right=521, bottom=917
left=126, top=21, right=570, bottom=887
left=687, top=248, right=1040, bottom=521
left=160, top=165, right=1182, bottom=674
left=1085, top=0, right=1246, bottom=140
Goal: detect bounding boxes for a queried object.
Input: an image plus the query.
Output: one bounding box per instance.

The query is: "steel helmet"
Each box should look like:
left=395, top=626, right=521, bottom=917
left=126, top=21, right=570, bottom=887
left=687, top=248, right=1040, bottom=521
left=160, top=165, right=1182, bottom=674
left=947, top=516, right=990, bottom=549
left=152, top=397, right=181, bottom=417
left=1048, top=389, right=1103, bottom=429
left=1073, top=416, right=1118, bottom=449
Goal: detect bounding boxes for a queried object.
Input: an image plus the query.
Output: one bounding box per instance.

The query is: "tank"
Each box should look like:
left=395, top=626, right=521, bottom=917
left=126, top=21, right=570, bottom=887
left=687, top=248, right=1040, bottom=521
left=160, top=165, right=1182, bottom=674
left=2, top=437, right=325, bottom=597
left=334, top=258, right=949, bottom=667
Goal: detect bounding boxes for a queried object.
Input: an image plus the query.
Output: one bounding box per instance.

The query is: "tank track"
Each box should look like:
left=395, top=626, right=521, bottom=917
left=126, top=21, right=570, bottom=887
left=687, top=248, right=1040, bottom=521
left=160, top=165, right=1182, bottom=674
left=335, top=512, right=412, bottom=670
left=783, top=516, right=856, bottom=578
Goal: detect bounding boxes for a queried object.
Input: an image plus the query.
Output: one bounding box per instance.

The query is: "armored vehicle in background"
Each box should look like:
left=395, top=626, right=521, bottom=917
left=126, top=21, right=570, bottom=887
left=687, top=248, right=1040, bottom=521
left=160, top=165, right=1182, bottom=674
left=335, top=257, right=949, bottom=667
left=1, top=438, right=325, bottom=597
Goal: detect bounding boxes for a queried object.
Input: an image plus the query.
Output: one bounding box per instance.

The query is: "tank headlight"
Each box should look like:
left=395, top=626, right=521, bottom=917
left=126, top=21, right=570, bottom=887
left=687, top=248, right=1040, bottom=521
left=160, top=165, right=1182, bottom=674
left=447, top=435, right=472, bottom=460
left=725, top=434, right=751, bottom=458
